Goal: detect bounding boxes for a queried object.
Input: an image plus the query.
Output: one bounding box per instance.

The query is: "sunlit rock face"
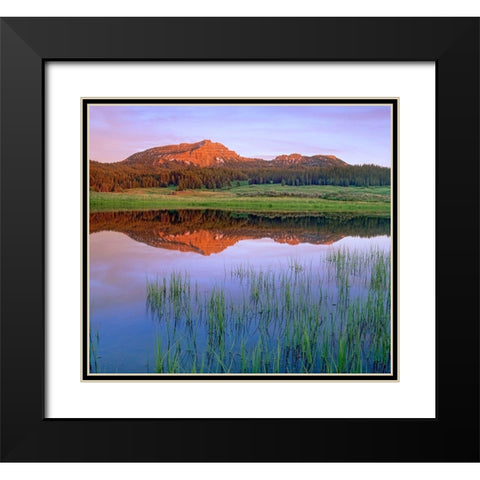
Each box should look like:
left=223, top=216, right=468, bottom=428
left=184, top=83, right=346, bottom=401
left=121, top=139, right=347, bottom=169
left=271, top=153, right=346, bottom=167
left=122, top=139, right=257, bottom=168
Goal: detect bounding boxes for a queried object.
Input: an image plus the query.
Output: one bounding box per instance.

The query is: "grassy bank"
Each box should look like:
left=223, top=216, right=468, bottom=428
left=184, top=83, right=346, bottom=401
left=90, top=184, right=391, bottom=216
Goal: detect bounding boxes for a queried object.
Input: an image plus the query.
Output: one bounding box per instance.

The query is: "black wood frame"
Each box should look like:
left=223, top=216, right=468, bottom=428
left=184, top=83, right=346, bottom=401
left=1, top=17, right=478, bottom=462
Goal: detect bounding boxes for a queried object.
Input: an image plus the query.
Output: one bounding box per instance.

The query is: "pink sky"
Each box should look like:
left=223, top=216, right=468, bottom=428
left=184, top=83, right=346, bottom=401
left=89, top=104, right=392, bottom=166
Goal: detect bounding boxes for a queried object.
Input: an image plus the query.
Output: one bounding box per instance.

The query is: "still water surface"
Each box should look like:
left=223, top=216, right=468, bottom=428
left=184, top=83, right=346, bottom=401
left=89, top=210, right=391, bottom=374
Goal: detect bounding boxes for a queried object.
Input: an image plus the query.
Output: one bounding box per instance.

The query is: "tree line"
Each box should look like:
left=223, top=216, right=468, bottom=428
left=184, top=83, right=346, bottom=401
left=89, top=160, right=390, bottom=192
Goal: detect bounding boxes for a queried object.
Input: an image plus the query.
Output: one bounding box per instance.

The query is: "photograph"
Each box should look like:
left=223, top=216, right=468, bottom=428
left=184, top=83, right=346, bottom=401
left=1, top=13, right=478, bottom=467
left=85, top=100, right=396, bottom=378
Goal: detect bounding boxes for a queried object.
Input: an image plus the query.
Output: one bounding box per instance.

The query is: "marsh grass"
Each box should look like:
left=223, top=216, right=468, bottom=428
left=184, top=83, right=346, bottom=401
left=146, top=246, right=391, bottom=374
left=89, top=327, right=101, bottom=373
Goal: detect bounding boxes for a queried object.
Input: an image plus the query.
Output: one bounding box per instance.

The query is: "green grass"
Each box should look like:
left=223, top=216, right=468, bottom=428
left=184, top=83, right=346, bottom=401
left=146, top=246, right=391, bottom=374
left=90, top=184, right=391, bottom=216
left=89, top=327, right=101, bottom=373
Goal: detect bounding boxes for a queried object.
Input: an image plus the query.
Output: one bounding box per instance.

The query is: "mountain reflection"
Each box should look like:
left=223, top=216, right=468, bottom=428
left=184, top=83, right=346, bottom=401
left=90, top=210, right=390, bottom=256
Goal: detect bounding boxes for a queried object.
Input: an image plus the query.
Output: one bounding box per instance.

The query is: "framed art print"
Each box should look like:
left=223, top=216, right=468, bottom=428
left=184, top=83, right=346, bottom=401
left=83, top=98, right=397, bottom=380
left=1, top=18, right=479, bottom=462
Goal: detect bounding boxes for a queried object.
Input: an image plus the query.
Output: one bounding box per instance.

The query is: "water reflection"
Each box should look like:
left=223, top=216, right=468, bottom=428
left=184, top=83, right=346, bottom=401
left=89, top=209, right=391, bottom=375
left=90, top=209, right=390, bottom=255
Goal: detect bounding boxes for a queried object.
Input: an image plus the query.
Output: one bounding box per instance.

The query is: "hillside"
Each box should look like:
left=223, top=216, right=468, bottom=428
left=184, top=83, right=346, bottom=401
left=271, top=153, right=347, bottom=168
left=122, top=139, right=261, bottom=168
left=119, top=139, right=347, bottom=169
left=89, top=140, right=390, bottom=192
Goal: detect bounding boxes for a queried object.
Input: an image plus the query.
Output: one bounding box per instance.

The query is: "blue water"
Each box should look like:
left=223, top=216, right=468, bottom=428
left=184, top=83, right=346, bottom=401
left=89, top=210, right=390, bottom=374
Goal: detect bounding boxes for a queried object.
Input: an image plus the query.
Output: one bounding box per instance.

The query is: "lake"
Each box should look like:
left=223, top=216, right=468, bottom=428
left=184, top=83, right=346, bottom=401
left=89, top=209, right=391, bottom=375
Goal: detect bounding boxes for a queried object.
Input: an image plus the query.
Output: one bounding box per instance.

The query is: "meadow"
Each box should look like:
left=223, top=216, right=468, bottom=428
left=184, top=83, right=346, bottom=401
left=89, top=184, right=391, bottom=216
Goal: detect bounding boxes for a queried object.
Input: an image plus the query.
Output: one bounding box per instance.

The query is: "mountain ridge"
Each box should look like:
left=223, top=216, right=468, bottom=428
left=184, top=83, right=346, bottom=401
left=117, top=139, right=348, bottom=168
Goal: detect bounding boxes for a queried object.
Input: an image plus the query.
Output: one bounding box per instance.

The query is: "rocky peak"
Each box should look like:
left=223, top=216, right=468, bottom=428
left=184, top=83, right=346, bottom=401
left=123, top=139, right=248, bottom=167
left=274, top=153, right=304, bottom=163
left=272, top=152, right=346, bottom=167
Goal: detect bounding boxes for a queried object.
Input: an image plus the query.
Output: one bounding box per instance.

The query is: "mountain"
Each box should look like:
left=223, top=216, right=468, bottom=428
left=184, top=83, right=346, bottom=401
left=122, top=139, right=260, bottom=168
left=119, top=139, right=347, bottom=168
left=271, top=153, right=347, bottom=168
left=89, top=141, right=393, bottom=192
